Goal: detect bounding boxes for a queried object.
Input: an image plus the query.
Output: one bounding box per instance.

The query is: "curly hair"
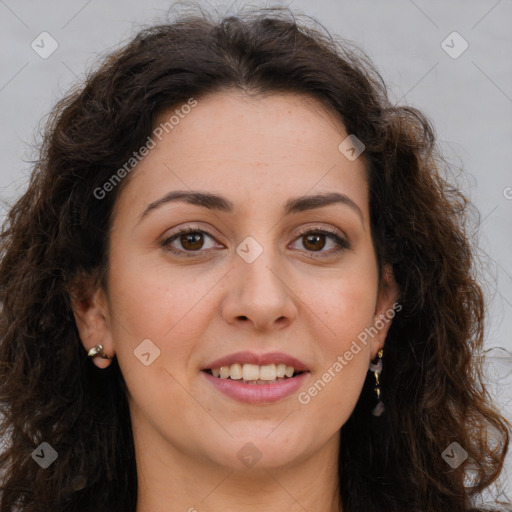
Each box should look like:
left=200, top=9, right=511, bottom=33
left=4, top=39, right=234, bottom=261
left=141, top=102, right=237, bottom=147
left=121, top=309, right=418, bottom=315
left=0, top=4, right=510, bottom=512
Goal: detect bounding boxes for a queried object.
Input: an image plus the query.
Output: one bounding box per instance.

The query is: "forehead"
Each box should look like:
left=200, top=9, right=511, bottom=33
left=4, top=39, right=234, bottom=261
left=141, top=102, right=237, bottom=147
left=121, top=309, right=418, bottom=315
left=153, top=90, right=351, bottom=165
left=114, top=90, right=369, bottom=222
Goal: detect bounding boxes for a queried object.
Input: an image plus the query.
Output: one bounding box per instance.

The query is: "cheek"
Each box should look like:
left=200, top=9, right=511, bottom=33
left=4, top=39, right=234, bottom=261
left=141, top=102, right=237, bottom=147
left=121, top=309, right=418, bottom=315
left=107, top=246, right=204, bottom=333
left=304, top=296, right=373, bottom=429
left=106, top=260, right=213, bottom=424
left=106, top=249, right=221, bottom=382
left=313, top=260, right=379, bottom=347
left=302, top=261, right=377, bottom=417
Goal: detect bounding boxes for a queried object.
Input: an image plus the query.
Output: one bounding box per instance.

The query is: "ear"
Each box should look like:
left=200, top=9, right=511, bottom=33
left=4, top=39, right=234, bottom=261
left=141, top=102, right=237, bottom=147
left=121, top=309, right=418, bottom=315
left=70, top=285, right=114, bottom=369
left=370, top=263, right=400, bottom=360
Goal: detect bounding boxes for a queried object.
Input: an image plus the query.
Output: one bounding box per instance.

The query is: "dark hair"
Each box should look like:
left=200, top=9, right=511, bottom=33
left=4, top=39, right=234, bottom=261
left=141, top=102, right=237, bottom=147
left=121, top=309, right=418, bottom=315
left=0, top=4, right=510, bottom=511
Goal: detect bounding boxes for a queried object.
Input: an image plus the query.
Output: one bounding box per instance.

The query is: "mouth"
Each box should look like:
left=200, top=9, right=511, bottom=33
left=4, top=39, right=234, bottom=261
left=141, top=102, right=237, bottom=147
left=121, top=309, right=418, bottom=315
left=203, top=363, right=307, bottom=384
left=201, top=352, right=310, bottom=403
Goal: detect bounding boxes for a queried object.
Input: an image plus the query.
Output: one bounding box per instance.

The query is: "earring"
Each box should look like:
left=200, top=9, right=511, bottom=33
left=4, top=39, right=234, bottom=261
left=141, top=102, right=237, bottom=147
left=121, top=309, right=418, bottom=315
left=369, top=348, right=385, bottom=416
left=87, top=344, right=113, bottom=362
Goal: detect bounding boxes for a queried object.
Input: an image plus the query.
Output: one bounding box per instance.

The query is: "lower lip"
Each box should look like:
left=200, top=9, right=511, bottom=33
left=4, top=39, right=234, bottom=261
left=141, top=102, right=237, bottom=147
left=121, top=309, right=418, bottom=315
left=202, top=371, right=309, bottom=404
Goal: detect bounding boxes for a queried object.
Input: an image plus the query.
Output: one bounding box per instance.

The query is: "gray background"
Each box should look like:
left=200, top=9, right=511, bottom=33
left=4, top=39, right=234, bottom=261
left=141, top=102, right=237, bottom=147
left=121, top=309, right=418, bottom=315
left=0, top=0, right=511, bottom=503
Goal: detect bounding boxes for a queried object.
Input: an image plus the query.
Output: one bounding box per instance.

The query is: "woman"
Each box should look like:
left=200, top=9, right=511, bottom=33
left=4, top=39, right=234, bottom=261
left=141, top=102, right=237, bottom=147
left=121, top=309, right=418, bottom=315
left=0, top=5, right=510, bottom=512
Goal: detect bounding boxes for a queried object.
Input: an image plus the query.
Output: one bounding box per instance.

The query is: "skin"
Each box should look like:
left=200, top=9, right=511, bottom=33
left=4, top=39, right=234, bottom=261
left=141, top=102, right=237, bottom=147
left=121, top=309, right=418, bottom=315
left=72, top=90, right=398, bottom=512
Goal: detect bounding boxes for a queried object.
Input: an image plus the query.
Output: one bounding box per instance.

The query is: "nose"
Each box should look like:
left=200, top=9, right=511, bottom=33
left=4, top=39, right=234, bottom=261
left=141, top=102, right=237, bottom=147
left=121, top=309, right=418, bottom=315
left=220, top=246, right=298, bottom=332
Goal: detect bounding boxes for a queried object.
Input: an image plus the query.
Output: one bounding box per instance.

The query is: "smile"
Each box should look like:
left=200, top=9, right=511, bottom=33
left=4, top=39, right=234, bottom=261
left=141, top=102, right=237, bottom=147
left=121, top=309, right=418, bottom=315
left=206, top=363, right=303, bottom=383
left=201, top=352, right=310, bottom=403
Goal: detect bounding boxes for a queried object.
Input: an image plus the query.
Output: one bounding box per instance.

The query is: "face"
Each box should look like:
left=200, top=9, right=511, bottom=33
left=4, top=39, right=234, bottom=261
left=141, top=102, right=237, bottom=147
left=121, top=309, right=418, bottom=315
left=73, top=90, right=397, bottom=472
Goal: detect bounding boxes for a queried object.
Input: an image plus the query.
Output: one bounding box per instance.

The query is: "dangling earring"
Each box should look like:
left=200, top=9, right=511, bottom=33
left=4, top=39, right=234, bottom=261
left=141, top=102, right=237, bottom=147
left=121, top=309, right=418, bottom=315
left=369, top=349, right=385, bottom=416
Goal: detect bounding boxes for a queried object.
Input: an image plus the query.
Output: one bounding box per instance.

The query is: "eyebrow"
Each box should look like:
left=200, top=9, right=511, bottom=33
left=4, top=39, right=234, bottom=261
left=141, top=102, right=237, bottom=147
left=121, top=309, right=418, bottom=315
left=139, top=190, right=364, bottom=225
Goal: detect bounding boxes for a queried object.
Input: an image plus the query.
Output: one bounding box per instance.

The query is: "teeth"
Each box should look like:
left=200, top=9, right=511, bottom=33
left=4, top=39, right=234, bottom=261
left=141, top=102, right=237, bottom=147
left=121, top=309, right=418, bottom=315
left=276, top=364, right=287, bottom=378
left=210, top=363, right=298, bottom=381
left=230, top=363, right=243, bottom=380
left=259, top=364, right=277, bottom=381
left=242, top=364, right=260, bottom=381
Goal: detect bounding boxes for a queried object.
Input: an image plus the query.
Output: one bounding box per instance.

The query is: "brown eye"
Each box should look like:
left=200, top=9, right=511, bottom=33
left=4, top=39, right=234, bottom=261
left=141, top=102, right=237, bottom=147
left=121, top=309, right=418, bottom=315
left=302, top=233, right=327, bottom=251
left=161, top=227, right=221, bottom=256
left=179, top=232, right=205, bottom=251
left=161, top=226, right=348, bottom=259
left=290, top=228, right=350, bottom=258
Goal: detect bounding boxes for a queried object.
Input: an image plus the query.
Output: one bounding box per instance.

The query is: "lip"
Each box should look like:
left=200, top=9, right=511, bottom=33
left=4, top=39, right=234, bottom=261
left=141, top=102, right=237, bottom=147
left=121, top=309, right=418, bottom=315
left=202, top=370, right=309, bottom=404
left=202, top=351, right=309, bottom=372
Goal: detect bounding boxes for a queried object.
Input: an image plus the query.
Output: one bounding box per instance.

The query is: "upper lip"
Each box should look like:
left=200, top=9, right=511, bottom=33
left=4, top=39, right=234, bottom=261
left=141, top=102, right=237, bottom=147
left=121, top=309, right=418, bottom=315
left=203, top=351, right=309, bottom=372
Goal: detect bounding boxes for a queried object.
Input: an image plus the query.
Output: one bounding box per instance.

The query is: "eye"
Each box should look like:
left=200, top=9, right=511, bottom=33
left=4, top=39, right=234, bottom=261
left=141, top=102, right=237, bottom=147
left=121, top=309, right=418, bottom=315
left=160, top=225, right=350, bottom=259
left=289, top=228, right=349, bottom=258
left=161, top=226, right=222, bottom=257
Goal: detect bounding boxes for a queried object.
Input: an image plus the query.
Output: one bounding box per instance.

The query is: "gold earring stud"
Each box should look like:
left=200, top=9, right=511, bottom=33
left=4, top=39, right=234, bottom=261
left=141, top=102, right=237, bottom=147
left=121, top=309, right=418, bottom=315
left=87, top=344, right=112, bottom=361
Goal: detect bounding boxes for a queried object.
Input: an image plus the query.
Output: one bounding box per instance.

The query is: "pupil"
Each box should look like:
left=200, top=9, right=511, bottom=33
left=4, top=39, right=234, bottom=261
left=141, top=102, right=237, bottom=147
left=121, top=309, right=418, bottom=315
left=181, top=233, right=203, bottom=250
left=304, top=233, right=325, bottom=251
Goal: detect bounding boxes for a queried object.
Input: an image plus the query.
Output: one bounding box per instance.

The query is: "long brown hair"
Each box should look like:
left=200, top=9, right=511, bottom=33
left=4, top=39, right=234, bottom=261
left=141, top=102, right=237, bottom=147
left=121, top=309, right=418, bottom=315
left=0, top=4, right=510, bottom=511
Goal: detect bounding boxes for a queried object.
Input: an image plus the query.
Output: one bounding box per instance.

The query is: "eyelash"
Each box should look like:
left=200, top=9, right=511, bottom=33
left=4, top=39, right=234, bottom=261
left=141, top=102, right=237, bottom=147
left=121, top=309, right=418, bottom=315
left=160, top=225, right=350, bottom=259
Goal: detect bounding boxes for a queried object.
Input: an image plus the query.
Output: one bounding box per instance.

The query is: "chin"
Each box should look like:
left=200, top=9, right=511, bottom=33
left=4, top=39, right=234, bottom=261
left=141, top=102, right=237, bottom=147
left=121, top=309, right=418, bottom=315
left=205, top=428, right=315, bottom=470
